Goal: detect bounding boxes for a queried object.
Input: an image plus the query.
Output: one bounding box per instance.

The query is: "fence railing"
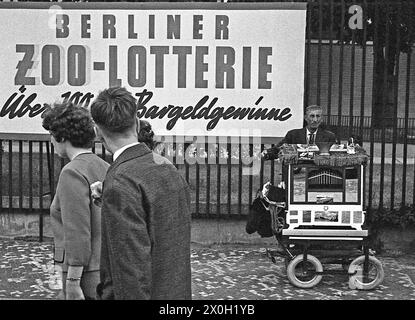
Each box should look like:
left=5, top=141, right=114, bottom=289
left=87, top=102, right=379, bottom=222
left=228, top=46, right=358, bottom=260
left=324, top=115, right=415, bottom=144
left=1, top=129, right=414, bottom=218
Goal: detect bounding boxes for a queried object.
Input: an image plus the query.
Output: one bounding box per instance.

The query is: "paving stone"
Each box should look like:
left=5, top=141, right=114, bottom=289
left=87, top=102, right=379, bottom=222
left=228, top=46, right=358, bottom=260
left=0, top=241, right=415, bottom=299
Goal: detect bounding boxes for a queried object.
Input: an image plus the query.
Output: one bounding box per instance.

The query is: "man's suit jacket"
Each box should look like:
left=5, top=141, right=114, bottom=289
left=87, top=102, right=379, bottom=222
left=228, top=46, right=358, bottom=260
left=264, top=127, right=337, bottom=160
left=277, top=127, right=336, bottom=147
left=97, top=143, right=192, bottom=300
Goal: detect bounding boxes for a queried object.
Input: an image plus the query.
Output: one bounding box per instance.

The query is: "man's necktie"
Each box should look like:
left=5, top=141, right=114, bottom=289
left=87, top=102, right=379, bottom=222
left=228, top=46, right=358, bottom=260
left=309, top=133, right=315, bottom=145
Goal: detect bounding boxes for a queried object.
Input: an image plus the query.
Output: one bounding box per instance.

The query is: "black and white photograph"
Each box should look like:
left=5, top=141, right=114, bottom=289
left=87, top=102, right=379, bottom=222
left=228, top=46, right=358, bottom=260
left=0, top=0, right=414, bottom=312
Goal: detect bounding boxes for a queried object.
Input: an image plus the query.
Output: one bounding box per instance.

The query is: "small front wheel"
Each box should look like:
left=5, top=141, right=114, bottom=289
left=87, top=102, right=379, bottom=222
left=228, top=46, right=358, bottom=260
left=348, top=255, right=384, bottom=290
left=286, top=254, right=323, bottom=288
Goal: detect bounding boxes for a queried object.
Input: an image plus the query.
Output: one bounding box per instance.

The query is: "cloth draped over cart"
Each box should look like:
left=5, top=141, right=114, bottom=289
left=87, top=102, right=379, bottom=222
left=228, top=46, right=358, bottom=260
left=245, top=186, right=286, bottom=238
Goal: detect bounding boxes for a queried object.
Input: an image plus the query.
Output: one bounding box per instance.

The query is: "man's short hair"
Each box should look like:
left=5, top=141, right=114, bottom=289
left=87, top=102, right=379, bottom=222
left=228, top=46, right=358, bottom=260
left=305, top=105, right=323, bottom=114
left=90, top=87, right=137, bottom=133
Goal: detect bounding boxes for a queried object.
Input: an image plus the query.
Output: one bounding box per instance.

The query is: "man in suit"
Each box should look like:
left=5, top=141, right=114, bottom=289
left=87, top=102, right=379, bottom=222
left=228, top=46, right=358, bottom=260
left=90, top=87, right=192, bottom=300
left=263, top=105, right=337, bottom=160
left=277, top=104, right=336, bottom=147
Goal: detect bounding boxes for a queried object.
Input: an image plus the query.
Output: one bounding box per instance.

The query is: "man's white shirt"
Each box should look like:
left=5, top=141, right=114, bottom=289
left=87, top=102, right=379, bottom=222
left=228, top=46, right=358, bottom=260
left=113, top=142, right=140, bottom=161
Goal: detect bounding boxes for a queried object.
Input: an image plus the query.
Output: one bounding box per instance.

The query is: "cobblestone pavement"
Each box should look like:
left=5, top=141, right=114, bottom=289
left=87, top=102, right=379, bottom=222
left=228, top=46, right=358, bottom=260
left=0, top=239, right=415, bottom=300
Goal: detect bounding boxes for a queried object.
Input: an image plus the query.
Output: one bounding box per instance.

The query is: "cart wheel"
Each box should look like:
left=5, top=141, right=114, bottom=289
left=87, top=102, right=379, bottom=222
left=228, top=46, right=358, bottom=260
left=348, top=255, right=384, bottom=290
left=286, top=254, right=323, bottom=289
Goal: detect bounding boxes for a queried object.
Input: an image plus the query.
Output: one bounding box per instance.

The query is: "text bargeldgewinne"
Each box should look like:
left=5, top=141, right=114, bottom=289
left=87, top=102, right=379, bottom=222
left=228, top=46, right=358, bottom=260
left=135, top=89, right=292, bottom=131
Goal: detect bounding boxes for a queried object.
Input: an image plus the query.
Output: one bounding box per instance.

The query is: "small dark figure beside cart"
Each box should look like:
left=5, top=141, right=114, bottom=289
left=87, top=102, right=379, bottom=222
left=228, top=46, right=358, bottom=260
left=253, top=141, right=384, bottom=290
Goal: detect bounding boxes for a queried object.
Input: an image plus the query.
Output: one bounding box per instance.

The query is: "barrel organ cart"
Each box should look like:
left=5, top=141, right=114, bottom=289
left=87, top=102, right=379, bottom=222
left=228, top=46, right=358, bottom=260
left=262, top=142, right=384, bottom=289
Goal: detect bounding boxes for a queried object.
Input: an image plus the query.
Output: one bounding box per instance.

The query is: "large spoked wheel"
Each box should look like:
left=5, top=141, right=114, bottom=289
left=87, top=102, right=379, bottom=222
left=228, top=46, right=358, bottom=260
left=348, top=255, right=384, bottom=290
left=286, top=254, right=323, bottom=289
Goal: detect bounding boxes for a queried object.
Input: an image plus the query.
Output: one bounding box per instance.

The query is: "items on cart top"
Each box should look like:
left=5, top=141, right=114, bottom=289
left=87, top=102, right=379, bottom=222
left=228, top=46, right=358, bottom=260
left=264, top=142, right=369, bottom=167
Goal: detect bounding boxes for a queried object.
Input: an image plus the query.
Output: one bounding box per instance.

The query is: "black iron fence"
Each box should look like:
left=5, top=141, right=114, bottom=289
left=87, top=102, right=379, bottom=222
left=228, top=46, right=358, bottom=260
left=1, top=128, right=414, bottom=215
left=0, top=0, right=414, bottom=239
left=324, top=115, right=415, bottom=143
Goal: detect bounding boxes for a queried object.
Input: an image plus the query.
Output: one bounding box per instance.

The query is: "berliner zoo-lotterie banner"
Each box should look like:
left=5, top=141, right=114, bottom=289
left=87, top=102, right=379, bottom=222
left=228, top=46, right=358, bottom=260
left=0, top=2, right=306, bottom=138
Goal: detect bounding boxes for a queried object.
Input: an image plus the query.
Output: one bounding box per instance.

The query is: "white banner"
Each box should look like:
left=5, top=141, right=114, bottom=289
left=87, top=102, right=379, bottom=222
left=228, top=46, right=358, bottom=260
left=0, top=2, right=306, bottom=138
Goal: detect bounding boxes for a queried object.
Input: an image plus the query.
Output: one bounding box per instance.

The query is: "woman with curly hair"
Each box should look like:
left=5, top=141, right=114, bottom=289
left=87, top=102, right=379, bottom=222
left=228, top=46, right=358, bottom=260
left=42, top=101, right=109, bottom=300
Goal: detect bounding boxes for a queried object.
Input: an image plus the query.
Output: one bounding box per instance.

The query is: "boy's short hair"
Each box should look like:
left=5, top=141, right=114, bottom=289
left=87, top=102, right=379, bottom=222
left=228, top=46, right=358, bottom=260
left=90, top=87, right=137, bottom=133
